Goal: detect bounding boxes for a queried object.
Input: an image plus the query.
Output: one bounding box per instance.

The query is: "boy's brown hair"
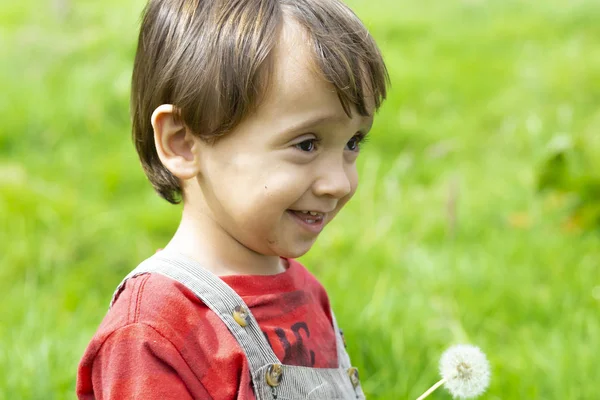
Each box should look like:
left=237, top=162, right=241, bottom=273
left=131, top=0, right=389, bottom=204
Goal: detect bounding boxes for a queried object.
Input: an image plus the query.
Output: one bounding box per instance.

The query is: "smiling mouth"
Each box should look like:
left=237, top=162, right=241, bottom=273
left=287, top=210, right=327, bottom=232
left=290, top=210, right=325, bottom=222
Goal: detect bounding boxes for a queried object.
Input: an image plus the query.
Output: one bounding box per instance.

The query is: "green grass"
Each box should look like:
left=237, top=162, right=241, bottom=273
left=2, top=0, right=600, bottom=398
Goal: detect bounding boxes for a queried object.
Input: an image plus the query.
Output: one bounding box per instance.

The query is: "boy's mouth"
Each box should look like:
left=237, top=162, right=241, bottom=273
left=287, top=210, right=326, bottom=233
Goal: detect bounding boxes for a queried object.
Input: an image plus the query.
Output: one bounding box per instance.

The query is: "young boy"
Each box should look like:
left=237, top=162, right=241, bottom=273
left=77, top=0, right=388, bottom=398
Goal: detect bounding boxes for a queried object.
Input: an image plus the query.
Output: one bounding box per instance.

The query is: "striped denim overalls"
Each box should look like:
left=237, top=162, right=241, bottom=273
left=111, top=251, right=366, bottom=399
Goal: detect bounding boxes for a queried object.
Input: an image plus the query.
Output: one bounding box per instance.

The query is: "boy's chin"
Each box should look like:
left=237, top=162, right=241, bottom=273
left=276, top=242, right=316, bottom=259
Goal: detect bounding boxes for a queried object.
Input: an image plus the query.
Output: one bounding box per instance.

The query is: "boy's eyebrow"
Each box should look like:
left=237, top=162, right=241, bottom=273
left=284, top=113, right=374, bottom=134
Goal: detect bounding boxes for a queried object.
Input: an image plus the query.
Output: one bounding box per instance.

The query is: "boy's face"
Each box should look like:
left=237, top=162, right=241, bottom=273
left=193, top=19, right=373, bottom=259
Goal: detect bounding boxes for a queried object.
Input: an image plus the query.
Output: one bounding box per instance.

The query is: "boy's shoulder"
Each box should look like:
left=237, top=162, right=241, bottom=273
left=77, top=273, right=251, bottom=399
left=91, top=272, right=212, bottom=349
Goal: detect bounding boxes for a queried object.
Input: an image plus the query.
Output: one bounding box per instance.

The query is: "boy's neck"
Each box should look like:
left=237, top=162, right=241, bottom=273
left=164, top=206, right=287, bottom=277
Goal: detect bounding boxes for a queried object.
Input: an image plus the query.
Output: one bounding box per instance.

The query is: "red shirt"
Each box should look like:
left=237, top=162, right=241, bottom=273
left=77, top=259, right=338, bottom=399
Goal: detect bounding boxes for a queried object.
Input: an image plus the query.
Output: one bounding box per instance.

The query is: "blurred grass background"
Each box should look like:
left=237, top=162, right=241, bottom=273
left=1, top=0, right=600, bottom=398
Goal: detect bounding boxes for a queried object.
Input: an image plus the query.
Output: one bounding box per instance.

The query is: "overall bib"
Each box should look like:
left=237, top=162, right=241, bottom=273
left=111, top=251, right=366, bottom=400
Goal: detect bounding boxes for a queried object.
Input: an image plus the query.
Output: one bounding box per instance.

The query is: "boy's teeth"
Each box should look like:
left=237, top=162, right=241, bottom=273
left=300, top=211, right=320, bottom=216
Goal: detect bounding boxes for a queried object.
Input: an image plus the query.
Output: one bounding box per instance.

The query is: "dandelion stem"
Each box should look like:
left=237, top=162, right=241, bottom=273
left=416, top=378, right=446, bottom=400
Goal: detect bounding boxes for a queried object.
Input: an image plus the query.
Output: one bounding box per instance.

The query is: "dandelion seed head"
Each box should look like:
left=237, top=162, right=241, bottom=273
left=439, top=344, right=491, bottom=399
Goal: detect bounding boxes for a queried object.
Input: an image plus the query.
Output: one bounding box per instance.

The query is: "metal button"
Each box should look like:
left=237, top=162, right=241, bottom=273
left=266, top=364, right=283, bottom=387
left=347, top=367, right=360, bottom=388
left=232, top=305, right=250, bottom=327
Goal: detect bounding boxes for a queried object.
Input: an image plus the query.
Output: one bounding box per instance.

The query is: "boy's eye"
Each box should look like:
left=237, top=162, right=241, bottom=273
left=295, top=139, right=317, bottom=152
left=346, top=134, right=365, bottom=152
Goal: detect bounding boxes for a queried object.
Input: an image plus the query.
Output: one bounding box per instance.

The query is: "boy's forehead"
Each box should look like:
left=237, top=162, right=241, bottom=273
left=261, top=17, right=375, bottom=121
left=272, top=18, right=318, bottom=90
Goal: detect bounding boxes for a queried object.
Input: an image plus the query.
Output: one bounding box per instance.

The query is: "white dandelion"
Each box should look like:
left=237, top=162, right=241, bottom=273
left=416, top=344, right=491, bottom=400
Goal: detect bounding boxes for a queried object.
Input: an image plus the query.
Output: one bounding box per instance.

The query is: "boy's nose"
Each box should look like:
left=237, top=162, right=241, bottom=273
left=312, top=159, right=354, bottom=200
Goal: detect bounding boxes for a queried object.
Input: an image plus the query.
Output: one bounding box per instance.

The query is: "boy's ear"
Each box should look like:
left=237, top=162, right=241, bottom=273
left=151, top=104, right=201, bottom=180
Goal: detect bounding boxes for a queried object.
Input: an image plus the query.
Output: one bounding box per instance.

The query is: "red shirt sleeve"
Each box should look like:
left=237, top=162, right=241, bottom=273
left=78, top=323, right=206, bottom=400
left=77, top=273, right=219, bottom=400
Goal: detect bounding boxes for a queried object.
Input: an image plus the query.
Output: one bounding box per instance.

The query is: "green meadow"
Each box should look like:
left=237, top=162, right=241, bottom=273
left=2, top=0, right=599, bottom=398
